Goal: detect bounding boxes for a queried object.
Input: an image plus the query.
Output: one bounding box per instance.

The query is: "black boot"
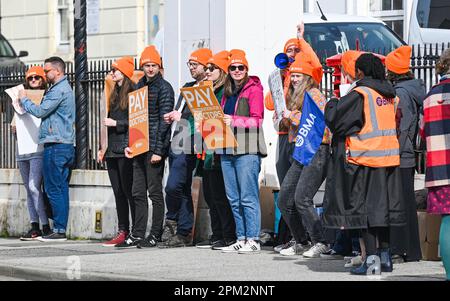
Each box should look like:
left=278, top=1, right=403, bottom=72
left=378, top=248, right=393, bottom=273
left=350, top=255, right=382, bottom=276
left=42, top=224, right=52, bottom=236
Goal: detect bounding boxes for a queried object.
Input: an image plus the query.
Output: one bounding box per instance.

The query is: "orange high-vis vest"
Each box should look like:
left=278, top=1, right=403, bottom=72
left=346, top=86, right=400, bottom=168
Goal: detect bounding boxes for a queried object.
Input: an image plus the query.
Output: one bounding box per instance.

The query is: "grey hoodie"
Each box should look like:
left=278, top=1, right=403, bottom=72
left=394, top=79, right=425, bottom=168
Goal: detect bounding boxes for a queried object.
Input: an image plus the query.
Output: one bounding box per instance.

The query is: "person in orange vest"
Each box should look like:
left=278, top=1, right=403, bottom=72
left=320, top=51, right=367, bottom=266
left=386, top=46, right=425, bottom=263
left=323, top=53, right=405, bottom=275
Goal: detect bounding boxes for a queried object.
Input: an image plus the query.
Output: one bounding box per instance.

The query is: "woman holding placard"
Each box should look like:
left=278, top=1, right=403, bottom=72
left=195, top=51, right=237, bottom=250
left=100, top=57, right=136, bottom=247
left=12, top=66, right=51, bottom=241
left=220, top=50, right=267, bottom=254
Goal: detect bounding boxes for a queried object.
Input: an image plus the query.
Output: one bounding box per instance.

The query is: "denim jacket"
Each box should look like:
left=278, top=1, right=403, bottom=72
left=21, top=76, right=76, bottom=145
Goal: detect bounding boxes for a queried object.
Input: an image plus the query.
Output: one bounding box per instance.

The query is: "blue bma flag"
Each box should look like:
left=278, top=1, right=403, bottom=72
left=293, top=92, right=326, bottom=166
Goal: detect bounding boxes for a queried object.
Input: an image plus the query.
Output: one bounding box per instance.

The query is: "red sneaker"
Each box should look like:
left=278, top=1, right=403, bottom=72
left=102, top=231, right=129, bottom=247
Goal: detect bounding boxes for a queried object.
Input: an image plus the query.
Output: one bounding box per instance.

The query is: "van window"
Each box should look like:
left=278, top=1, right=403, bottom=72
left=417, top=0, right=450, bottom=29
left=304, top=22, right=404, bottom=63
left=0, top=36, right=16, bottom=57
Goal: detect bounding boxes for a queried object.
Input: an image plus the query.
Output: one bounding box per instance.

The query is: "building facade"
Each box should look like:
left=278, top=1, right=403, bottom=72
left=0, top=0, right=164, bottom=64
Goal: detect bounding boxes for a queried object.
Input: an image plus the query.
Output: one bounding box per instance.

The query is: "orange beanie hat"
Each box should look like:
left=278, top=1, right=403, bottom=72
left=26, top=66, right=46, bottom=82
left=140, top=45, right=162, bottom=68
left=229, top=49, right=249, bottom=70
left=386, top=45, right=412, bottom=74
left=112, top=57, right=135, bottom=79
left=289, top=53, right=322, bottom=84
left=341, top=50, right=363, bottom=79
left=208, top=50, right=231, bottom=73
left=284, top=38, right=301, bottom=54
left=189, top=48, right=213, bottom=66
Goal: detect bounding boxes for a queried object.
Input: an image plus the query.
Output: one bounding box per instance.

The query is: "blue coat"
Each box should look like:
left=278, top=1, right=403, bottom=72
left=21, top=76, right=75, bottom=145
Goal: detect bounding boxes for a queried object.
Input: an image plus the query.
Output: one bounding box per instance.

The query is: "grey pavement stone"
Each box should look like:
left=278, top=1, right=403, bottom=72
left=0, top=239, right=446, bottom=281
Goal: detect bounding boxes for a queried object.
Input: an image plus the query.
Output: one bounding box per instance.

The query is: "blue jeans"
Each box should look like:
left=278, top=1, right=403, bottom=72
left=165, top=151, right=197, bottom=237
left=221, top=154, right=261, bottom=241
left=43, top=144, right=75, bottom=233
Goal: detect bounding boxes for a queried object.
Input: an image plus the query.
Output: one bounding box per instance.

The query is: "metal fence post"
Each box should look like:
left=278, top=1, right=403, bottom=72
left=74, top=0, right=88, bottom=169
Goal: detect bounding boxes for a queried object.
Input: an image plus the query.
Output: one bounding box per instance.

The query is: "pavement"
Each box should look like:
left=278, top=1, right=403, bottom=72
left=0, top=238, right=446, bottom=281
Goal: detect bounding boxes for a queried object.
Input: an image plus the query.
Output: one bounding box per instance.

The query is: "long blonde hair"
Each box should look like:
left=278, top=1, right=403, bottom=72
left=286, top=74, right=317, bottom=111
left=213, top=69, right=228, bottom=91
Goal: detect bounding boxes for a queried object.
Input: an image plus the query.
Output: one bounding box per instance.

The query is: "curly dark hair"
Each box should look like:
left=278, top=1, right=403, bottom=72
left=355, top=53, right=386, bottom=80
left=436, top=48, right=450, bottom=76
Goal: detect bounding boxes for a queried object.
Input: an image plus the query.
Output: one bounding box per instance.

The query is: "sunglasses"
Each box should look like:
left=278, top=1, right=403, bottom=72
left=187, top=62, right=200, bottom=69
left=204, top=65, right=218, bottom=72
left=229, top=65, right=246, bottom=72
left=44, top=68, right=55, bottom=74
left=110, top=68, right=118, bottom=74
left=28, top=76, right=42, bottom=81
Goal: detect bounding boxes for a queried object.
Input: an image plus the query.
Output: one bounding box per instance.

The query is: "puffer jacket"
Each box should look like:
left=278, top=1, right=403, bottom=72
left=137, top=73, right=175, bottom=157
left=221, top=76, right=267, bottom=156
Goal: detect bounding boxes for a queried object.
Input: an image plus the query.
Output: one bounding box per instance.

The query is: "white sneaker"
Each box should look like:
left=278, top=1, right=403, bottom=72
left=302, top=242, right=330, bottom=258
left=238, top=240, right=261, bottom=254
left=344, top=255, right=364, bottom=268
left=273, top=239, right=296, bottom=253
left=221, top=240, right=245, bottom=253
left=280, top=242, right=311, bottom=256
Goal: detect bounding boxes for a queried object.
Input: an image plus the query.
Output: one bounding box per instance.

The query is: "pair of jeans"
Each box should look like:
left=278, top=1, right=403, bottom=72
left=332, top=230, right=362, bottom=255
left=165, top=151, right=197, bottom=237
left=18, top=158, right=48, bottom=226
left=43, top=143, right=75, bottom=233
left=203, top=169, right=236, bottom=242
left=278, top=145, right=329, bottom=244
left=132, top=153, right=165, bottom=239
left=221, top=154, right=261, bottom=241
left=106, top=157, right=134, bottom=233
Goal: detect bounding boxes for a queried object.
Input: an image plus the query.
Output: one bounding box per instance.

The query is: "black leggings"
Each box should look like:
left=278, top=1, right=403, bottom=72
left=362, top=227, right=390, bottom=256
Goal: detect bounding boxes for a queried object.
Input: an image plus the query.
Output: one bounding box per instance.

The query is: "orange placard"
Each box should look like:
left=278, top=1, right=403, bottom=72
left=128, top=86, right=149, bottom=158
left=98, top=71, right=145, bottom=162
left=181, top=85, right=238, bottom=150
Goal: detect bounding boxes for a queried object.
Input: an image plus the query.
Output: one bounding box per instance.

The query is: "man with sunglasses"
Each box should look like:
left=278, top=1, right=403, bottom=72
left=19, top=56, right=75, bottom=242
left=161, top=48, right=212, bottom=248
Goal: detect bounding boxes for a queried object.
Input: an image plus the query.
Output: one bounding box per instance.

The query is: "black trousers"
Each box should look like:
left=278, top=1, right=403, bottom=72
left=131, top=153, right=165, bottom=239
left=106, top=157, right=134, bottom=232
left=390, top=167, right=422, bottom=261
left=275, top=134, right=294, bottom=245
left=203, top=169, right=236, bottom=242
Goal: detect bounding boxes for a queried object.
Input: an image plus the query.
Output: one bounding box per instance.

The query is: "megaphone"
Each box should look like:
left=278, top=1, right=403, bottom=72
left=274, top=53, right=295, bottom=69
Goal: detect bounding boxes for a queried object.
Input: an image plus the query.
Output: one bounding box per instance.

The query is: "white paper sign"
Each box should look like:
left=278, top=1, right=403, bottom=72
left=5, top=84, right=25, bottom=115
left=268, top=69, right=286, bottom=122
left=339, top=84, right=352, bottom=97
left=15, top=113, right=43, bottom=155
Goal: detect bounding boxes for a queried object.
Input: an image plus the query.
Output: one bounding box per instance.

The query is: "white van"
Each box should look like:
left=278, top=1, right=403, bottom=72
left=302, top=13, right=405, bottom=63
left=408, top=0, right=450, bottom=46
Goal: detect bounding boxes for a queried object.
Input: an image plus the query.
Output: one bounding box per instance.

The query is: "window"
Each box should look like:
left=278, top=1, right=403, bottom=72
left=147, top=0, right=165, bottom=44
left=58, top=0, right=70, bottom=46
left=384, top=19, right=404, bottom=38
left=0, top=36, right=16, bottom=57
left=417, top=0, right=450, bottom=29
left=371, top=0, right=403, bottom=11
left=370, top=0, right=405, bottom=39
left=303, top=22, right=404, bottom=62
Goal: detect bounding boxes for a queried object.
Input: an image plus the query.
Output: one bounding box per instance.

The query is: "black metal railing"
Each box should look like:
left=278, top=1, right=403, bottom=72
left=1, top=43, right=449, bottom=171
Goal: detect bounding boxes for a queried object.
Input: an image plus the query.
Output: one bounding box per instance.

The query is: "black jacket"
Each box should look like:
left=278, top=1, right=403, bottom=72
left=105, top=87, right=131, bottom=158
left=393, top=79, right=425, bottom=168
left=171, top=81, right=200, bottom=155
left=323, top=78, right=405, bottom=229
left=137, top=73, right=175, bottom=157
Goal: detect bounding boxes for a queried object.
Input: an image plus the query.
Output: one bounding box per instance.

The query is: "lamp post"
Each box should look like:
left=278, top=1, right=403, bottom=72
left=74, top=0, right=88, bottom=169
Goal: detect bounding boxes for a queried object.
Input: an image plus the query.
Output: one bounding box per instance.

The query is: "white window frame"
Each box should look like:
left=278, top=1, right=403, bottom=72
left=57, top=0, right=70, bottom=47
left=369, top=0, right=405, bottom=39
